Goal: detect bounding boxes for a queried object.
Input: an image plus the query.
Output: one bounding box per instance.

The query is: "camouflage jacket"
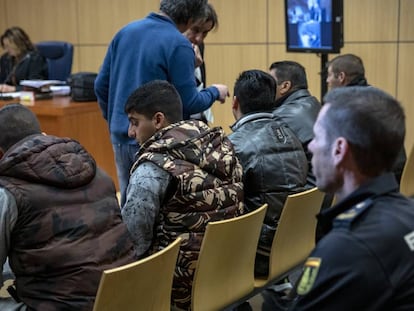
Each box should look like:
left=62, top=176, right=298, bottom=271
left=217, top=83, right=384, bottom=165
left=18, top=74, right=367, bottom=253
left=0, top=134, right=135, bottom=311
left=135, top=120, right=244, bottom=310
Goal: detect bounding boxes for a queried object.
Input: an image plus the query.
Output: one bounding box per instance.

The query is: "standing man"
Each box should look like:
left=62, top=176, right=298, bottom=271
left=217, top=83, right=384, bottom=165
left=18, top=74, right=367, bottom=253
left=326, top=53, right=406, bottom=182
left=269, top=61, right=321, bottom=186
left=0, top=104, right=135, bottom=311
left=122, top=80, right=244, bottom=310
left=290, top=87, right=414, bottom=310
left=185, top=3, right=219, bottom=123
left=95, top=0, right=229, bottom=206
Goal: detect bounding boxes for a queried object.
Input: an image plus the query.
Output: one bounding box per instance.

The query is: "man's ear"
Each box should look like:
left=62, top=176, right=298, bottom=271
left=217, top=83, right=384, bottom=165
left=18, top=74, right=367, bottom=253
left=332, top=137, right=349, bottom=166
left=232, top=96, right=238, bottom=111
left=279, top=80, right=292, bottom=96
left=153, top=112, right=167, bottom=130
left=232, top=96, right=242, bottom=120
left=338, top=72, right=346, bottom=84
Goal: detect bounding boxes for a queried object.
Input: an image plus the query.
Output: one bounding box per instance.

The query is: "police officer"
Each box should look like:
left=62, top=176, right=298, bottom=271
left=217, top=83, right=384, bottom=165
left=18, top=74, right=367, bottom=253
left=289, top=86, right=414, bottom=310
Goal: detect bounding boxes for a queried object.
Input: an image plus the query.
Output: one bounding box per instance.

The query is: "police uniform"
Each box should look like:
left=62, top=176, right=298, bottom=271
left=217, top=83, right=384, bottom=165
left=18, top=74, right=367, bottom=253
left=290, top=173, right=414, bottom=311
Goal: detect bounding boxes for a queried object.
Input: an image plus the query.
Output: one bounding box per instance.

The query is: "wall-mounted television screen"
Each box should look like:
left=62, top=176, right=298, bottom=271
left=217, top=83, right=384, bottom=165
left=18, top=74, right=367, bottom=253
left=285, top=0, right=344, bottom=53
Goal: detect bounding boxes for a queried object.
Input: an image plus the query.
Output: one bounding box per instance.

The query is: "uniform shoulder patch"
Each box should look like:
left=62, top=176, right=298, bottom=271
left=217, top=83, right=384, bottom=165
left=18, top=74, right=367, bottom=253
left=334, top=198, right=373, bottom=228
left=296, top=257, right=322, bottom=296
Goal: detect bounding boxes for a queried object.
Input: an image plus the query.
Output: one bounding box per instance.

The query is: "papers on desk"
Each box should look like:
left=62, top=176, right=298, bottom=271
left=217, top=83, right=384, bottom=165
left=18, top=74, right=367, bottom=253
left=0, top=92, right=21, bottom=100
left=20, top=80, right=67, bottom=88
left=50, top=85, right=71, bottom=96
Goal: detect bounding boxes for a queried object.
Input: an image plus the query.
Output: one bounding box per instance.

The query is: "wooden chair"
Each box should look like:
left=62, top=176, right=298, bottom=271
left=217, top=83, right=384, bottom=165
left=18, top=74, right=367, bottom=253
left=93, top=237, right=181, bottom=311
left=400, top=144, right=414, bottom=197
left=254, top=187, right=325, bottom=289
left=191, top=204, right=268, bottom=311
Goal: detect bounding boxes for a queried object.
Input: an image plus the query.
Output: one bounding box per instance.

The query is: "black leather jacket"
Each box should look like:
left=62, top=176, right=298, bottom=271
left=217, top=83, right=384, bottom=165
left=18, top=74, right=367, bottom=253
left=229, top=113, right=309, bottom=267
left=273, top=89, right=321, bottom=186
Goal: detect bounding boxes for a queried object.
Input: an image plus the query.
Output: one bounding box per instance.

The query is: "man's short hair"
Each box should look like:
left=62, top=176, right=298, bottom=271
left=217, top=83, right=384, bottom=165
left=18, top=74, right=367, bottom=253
left=160, top=0, right=207, bottom=25
left=0, top=103, right=41, bottom=151
left=233, top=69, right=276, bottom=115
left=327, top=54, right=365, bottom=81
left=125, top=80, right=183, bottom=123
left=323, top=86, right=405, bottom=177
left=269, top=61, right=308, bottom=90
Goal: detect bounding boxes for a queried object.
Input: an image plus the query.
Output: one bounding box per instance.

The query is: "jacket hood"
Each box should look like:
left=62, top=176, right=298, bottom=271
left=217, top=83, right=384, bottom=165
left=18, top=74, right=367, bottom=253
left=0, top=134, right=96, bottom=188
left=138, top=120, right=238, bottom=181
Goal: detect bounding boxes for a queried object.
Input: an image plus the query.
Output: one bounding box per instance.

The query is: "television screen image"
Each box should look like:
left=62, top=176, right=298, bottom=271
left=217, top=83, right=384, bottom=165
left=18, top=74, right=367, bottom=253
left=285, top=0, right=343, bottom=53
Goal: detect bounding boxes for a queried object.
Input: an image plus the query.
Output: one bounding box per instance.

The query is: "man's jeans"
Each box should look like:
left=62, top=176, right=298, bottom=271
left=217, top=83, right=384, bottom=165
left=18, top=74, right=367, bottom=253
left=112, top=143, right=140, bottom=207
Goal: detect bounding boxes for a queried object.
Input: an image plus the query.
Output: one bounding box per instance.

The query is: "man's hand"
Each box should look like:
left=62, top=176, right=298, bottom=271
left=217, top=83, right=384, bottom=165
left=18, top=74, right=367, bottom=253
left=0, top=84, right=16, bottom=93
left=212, top=84, right=230, bottom=103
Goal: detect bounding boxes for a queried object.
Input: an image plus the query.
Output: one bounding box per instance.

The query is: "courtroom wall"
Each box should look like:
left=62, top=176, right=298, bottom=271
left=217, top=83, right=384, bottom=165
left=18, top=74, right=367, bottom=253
left=2, top=0, right=413, bottom=151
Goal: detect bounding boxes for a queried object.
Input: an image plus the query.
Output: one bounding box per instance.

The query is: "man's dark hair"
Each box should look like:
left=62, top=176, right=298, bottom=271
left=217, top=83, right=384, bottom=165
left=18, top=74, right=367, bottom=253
left=327, top=54, right=365, bottom=82
left=160, top=0, right=207, bottom=25
left=233, top=70, right=276, bottom=115
left=323, top=86, right=405, bottom=177
left=0, top=103, right=41, bottom=151
left=125, top=80, right=183, bottom=123
left=269, top=61, right=308, bottom=90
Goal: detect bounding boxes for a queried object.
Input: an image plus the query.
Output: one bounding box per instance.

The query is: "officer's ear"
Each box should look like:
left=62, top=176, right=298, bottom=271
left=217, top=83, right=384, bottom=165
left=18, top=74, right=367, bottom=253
left=332, top=137, right=349, bottom=167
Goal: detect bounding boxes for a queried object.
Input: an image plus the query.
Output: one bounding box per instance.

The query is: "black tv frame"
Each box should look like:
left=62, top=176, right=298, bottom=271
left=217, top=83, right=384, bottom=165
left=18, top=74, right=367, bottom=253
left=284, top=0, right=344, bottom=54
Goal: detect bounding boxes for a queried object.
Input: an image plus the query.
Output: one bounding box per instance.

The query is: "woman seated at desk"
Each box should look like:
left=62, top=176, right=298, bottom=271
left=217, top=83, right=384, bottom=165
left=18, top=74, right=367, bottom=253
left=0, top=26, right=48, bottom=92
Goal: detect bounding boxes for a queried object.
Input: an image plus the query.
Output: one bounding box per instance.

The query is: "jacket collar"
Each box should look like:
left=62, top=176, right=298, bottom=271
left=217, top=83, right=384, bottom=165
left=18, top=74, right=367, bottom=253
left=230, top=112, right=274, bottom=132
left=275, top=88, right=311, bottom=107
left=317, top=173, right=399, bottom=234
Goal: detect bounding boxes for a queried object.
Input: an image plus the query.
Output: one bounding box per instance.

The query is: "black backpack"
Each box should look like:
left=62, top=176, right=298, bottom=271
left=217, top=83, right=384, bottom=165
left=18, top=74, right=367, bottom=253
left=67, top=72, right=97, bottom=102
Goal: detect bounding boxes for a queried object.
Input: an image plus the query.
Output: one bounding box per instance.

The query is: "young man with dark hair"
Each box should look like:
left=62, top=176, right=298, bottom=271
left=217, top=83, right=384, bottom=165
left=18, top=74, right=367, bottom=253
left=269, top=60, right=321, bottom=186
left=228, top=70, right=309, bottom=308
left=290, top=87, right=414, bottom=310
left=0, top=104, right=135, bottom=311
left=95, top=0, right=229, bottom=207
left=122, top=80, right=244, bottom=310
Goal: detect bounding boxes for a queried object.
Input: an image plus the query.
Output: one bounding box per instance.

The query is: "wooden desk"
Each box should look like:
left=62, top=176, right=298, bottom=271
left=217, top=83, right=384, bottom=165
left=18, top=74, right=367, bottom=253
left=0, top=97, right=118, bottom=189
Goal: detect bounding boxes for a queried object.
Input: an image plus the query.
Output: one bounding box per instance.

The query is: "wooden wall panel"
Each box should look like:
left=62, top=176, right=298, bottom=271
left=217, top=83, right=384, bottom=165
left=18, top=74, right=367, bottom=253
left=76, top=46, right=110, bottom=73
left=207, top=0, right=267, bottom=43
left=400, top=0, right=414, bottom=40
left=344, top=0, right=398, bottom=42
left=268, top=0, right=286, bottom=43
left=0, top=1, right=6, bottom=32
left=4, top=0, right=78, bottom=43
left=397, top=43, right=414, bottom=151
left=77, top=0, right=159, bottom=45
left=205, top=45, right=268, bottom=133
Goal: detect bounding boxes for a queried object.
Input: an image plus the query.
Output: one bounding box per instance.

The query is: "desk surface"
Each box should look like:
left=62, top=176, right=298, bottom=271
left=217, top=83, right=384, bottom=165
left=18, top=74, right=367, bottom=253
left=0, top=96, right=101, bottom=116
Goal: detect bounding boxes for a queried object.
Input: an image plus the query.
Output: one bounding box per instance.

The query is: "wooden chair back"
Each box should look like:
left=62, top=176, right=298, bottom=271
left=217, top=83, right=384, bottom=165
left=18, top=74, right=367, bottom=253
left=93, top=237, right=181, bottom=311
left=255, top=188, right=324, bottom=288
left=191, top=204, right=268, bottom=311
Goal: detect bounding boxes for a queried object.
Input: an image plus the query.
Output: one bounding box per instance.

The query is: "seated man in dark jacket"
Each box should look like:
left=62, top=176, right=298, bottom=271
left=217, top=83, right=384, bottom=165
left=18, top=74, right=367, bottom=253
left=0, top=104, right=135, bottom=311
left=326, top=53, right=406, bottom=183
left=270, top=61, right=321, bottom=187
left=228, top=69, right=309, bottom=277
